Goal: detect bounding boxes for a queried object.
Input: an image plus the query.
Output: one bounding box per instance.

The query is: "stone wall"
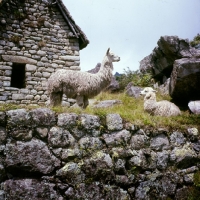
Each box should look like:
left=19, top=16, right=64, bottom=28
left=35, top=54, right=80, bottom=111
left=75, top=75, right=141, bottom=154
left=0, top=0, right=80, bottom=105
left=0, top=108, right=199, bottom=199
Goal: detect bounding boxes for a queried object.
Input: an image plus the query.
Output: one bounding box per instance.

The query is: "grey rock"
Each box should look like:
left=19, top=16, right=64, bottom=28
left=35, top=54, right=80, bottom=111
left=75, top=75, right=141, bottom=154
left=129, top=150, right=147, bottom=168
left=103, top=129, right=131, bottom=147
left=170, top=143, right=198, bottom=168
left=0, top=127, right=7, bottom=144
left=150, top=134, right=169, bottom=151
left=79, top=137, right=103, bottom=151
left=3, top=179, right=59, bottom=199
left=139, top=54, right=153, bottom=73
left=187, top=127, right=199, bottom=141
left=81, top=151, right=114, bottom=180
left=48, top=127, right=76, bottom=148
left=135, top=180, right=154, bottom=200
left=29, top=108, right=56, bottom=127
left=56, top=162, right=85, bottom=184
left=115, top=175, right=130, bottom=185
left=175, top=186, right=190, bottom=200
left=114, top=159, right=126, bottom=173
left=170, top=131, right=186, bottom=146
left=80, top=114, right=100, bottom=130
left=161, top=175, right=177, bottom=196
left=183, top=173, right=194, bottom=183
left=156, top=150, right=169, bottom=169
left=57, top=113, right=78, bottom=128
left=6, top=109, right=31, bottom=129
left=169, top=58, right=200, bottom=103
left=106, top=76, right=120, bottom=92
left=35, top=127, right=48, bottom=138
left=93, top=99, right=122, bottom=108
left=154, top=78, right=170, bottom=95
left=125, top=83, right=143, bottom=98
left=130, top=132, right=149, bottom=150
left=72, top=182, right=131, bottom=200
left=60, top=148, right=81, bottom=161
left=10, top=129, right=33, bottom=141
left=0, top=164, right=6, bottom=182
left=111, top=147, right=134, bottom=159
left=106, top=113, right=123, bottom=131
left=188, top=100, right=200, bottom=114
left=0, top=112, right=6, bottom=126
left=5, top=139, right=60, bottom=174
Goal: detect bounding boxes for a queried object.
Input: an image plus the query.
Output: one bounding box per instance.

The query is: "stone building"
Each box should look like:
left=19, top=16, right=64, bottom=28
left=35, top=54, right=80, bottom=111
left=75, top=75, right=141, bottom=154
left=0, top=0, right=89, bottom=105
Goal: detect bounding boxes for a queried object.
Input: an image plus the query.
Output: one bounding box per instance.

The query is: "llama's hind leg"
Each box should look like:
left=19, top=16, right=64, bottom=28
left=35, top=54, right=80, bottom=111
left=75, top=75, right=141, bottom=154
left=49, top=92, right=63, bottom=106
left=83, top=96, right=89, bottom=109
left=76, top=95, right=84, bottom=108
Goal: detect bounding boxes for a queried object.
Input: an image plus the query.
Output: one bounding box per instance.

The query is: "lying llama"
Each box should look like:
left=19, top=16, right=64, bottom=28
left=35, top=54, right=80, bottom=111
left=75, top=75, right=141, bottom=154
left=140, top=87, right=181, bottom=116
left=47, top=48, right=120, bottom=108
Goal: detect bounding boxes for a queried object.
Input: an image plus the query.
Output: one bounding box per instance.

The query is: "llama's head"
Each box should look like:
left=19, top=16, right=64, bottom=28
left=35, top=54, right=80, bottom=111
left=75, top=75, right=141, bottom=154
left=140, top=87, right=156, bottom=96
left=144, top=91, right=157, bottom=101
left=106, top=48, right=120, bottom=62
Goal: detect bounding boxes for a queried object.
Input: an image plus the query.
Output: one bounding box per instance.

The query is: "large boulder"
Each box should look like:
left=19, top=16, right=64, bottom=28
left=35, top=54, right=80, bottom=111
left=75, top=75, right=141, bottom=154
left=169, top=58, right=200, bottom=103
left=188, top=101, right=200, bottom=114
left=125, top=82, right=143, bottom=98
left=139, top=36, right=200, bottom=84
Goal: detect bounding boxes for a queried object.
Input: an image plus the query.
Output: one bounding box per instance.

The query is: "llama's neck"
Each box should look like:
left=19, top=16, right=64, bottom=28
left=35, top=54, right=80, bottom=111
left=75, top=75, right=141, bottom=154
left=97, top=56, right=113, bottom=82
left=144, top=99, right=157, bottom=113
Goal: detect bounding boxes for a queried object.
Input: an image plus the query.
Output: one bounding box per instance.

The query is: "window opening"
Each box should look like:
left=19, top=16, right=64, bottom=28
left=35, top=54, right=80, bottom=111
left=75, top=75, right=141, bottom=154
left=11, top=63, right=26, bottom=88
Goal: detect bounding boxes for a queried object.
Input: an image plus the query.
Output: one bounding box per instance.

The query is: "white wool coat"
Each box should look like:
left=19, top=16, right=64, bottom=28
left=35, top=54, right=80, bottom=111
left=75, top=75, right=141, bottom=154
left=144, top=91, right=181, bottom=116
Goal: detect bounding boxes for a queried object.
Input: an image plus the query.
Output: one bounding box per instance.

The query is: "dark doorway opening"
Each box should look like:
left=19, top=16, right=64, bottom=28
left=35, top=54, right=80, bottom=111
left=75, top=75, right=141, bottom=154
left=11, top=63, right=26, bottom=88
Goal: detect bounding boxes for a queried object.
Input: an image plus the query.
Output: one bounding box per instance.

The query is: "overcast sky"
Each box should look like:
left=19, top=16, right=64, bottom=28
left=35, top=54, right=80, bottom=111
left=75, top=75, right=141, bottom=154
left=64, top=0, right=200, bottom=73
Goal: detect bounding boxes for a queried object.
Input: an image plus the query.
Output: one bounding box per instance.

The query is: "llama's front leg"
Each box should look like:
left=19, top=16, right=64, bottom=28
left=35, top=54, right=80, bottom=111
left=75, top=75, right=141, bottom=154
left=49, top=92, right=63, bottom=106
left=83, top=96, right=89, bottom=109
left=76, top=95, right=84, bottom=108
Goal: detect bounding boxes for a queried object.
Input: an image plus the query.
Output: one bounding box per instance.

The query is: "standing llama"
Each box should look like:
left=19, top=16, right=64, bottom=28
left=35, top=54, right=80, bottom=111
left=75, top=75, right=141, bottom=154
left=47, top=48, right=120, bottom=108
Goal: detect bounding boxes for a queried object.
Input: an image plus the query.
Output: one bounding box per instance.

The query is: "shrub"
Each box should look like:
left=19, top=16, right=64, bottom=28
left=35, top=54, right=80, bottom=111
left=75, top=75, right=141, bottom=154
left=116, top=67, right=153, bottom=90
left=10, top=35, right=21, bottom=43
left=38, top=40, right=46, bottom=48
left=190, top=33, right=200, bottom=47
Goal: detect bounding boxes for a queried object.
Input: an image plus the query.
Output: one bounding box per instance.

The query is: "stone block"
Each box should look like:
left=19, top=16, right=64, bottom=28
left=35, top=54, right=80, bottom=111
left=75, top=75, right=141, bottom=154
left=59, top=55, right=80, bottom=61
left=12, top=94, right=25, bottom=100
left=3, top=81, right=10, bottom=87
left=26, top=64, right=37, bottom=72
left=2, top=55, right=37, bottom=65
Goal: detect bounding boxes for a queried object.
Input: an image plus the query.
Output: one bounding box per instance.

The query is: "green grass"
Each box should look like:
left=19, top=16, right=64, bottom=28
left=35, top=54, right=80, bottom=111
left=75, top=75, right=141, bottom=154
left=0, top=91, right=199, bottom=132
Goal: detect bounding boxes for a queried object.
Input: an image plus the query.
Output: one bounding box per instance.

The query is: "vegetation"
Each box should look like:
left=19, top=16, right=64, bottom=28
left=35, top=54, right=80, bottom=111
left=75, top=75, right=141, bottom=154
left=190, top=33, right=200, bottom=47
left=116, top=67, right=153, bottom=91
left=1, top=90, right=199, bottom=132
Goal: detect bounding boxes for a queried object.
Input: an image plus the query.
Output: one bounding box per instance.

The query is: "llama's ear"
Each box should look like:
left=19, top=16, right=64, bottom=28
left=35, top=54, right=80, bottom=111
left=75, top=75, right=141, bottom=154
left=106, top=48, right=110, bottom=55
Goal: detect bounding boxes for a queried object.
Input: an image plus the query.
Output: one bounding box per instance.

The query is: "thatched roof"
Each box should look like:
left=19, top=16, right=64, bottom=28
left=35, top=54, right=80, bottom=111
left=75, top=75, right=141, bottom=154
left=0, top=0, right=89, bottom=50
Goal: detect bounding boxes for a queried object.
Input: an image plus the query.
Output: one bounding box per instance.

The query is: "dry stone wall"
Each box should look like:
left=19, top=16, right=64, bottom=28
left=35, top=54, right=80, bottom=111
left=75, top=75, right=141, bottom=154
left=0, top=0, right=80, bottom=105
left=0, top=108, right=199, bottom=199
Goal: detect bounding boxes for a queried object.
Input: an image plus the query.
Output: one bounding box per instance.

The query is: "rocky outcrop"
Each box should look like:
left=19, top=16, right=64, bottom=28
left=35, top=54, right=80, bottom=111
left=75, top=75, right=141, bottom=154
left=140, top=35, right=200, bottom=104
left=0, top=108, right=199, bottom=199
left=140, top=36, right=200, bottom=82
left=169, top=58, right=200, bottom=103
left=125, top=82, right=143, bottom=98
